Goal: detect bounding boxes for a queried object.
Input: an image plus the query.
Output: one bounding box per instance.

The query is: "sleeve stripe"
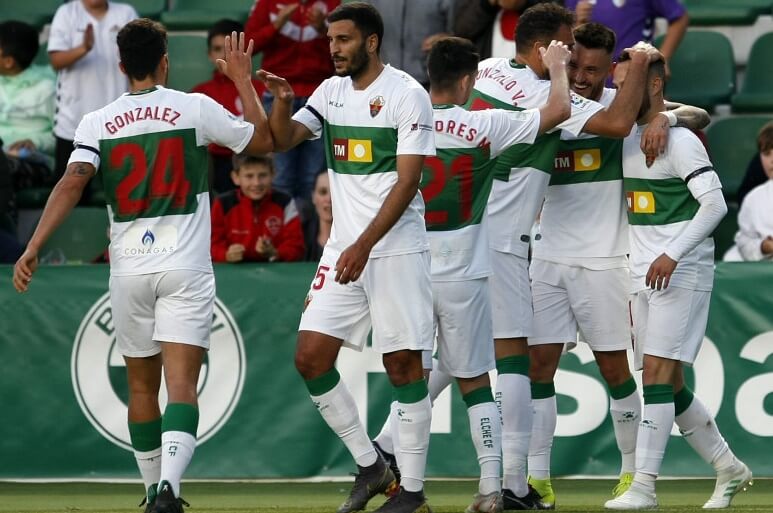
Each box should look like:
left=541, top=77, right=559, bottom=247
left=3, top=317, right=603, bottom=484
left=305, top=105, right=324, bottom=126
left=75, top=144, right=100, bottom=156
left=685, top=166, right=714, bottom=184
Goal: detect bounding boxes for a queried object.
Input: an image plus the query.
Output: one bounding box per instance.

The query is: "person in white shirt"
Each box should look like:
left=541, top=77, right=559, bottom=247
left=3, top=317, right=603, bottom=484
left=606, top=51, right=751, bottom=512
left=48, top=0, right=138, bottom=193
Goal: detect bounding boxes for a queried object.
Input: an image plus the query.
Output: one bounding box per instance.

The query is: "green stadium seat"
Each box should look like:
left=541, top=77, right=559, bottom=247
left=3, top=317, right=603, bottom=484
left=732, top=32, right=773, bottom=113
left=129, top=0, right=167, bottom=20
left=712, top=203, right=739, bottom=260
left=38, top=207, right=109, bottom=264
left=706, top=116, right=772, bottom=201
left=699, top=0, right=773, bottom=17
left=160, top=0, right=255, bottom=30
left=0, top=0, right=65, bottom=29
left=682, top=1, right=759, bottom=26
left=16, top=187, right=52, bottom=209
left=657, top=31, right=735, bottom=112
left=166, top=34, right=211, bottom=92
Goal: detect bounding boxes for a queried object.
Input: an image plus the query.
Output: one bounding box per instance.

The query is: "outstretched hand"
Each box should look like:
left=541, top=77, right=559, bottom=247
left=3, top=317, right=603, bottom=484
left=216, top=31, right=255, bottom=84
left=256, top=69, right=295, bottom=103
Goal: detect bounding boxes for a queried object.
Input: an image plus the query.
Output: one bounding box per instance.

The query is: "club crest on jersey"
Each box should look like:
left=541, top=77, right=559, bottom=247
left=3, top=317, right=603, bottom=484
left=369, top=95, right=385, bottom=117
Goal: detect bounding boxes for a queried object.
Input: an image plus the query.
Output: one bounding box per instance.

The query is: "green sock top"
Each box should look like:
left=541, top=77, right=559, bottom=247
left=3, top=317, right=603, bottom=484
left=394, top=379, right=429, bottom=404
left=496, top=355, right=529, bottom=376
left=462, top=387, right=494, bottom=408
left=643, top=384, right=674, bottom=405
left=608, top=376, right=638, bottom=400
left=128, top=417, right=162, bottom=452
left=531, top=381, right=556, bottom=399
left=162, top=403, right=199, bottom=437
left=674, top=386, right=695, bottom=416
left=304, top=368, right=341, bottom=396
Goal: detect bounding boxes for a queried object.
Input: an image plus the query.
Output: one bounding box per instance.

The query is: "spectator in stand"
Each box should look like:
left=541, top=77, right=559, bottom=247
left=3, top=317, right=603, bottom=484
left=193, top=19, right=267, bottom=194
left=737, top=144, right=770, bottom=207
left=365, top=0, right=455, bottom=87
left=729, top=122, right=773, bottom=262
left=454, top=0, right=561, bottom=60
left=48, top=0, right=137, bottom=199
left=245, top=0, right=338, bottom=203
left=569, top=0, right=688, bottom=74
left=302, top=169, right=331, bottom=262
left=211, top=154, right=305, bottom=263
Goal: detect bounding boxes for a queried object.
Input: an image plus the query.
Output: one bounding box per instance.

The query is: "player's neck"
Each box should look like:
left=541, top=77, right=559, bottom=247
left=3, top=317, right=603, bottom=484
left=129, top=77, right=160, bottom=93
left=515, top=52, right=545, bottom=79
left=83, top=1, right=108, bottom=19
left=351, top=59, right=384, bottom=90
left=639, top=97, right=666, bottom=125
left=429, top=89, right=460, bottom=106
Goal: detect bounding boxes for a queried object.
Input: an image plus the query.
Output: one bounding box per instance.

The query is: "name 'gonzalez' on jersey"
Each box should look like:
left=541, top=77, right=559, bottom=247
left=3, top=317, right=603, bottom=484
left=69, top=86, right=255, bottom=276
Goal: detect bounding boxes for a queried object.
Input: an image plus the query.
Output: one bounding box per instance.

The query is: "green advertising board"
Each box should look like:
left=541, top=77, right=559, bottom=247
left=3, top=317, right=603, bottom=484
left=0, top=263, right=771, bottom=478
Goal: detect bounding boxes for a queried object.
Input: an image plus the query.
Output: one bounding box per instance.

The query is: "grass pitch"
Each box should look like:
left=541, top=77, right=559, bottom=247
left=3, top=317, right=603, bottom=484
left=0, top=479, right=768, bottom=512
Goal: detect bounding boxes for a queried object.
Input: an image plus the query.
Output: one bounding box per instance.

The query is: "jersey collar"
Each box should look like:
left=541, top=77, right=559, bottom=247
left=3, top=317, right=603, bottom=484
left=128, top=86, right=159, bottom=96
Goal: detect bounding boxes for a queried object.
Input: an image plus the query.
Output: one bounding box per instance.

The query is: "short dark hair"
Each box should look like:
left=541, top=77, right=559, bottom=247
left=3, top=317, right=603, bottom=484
left=428, top=37, right=479, bottom=91
left=207, top=19, right=243, bottom=48
left=328, top=2, right=384, bottom=53
left=574, top=22, right=615, bottom=55
left=515, top=3, right=574, bottom=54
left=117, top=18, right=167, bottom=82
left=0, top=20, right=39, bottom=70
left=232, top=153, right=274, bottom=173
left=758, top=121, right=773, bottom=153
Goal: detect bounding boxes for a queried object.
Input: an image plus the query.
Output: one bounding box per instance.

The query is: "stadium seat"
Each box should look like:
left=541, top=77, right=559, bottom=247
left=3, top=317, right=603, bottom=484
left=712, top=203, right=739, bottom=259
left=38, top=207, right=108, bottom=264
left=682, top=1, right=759, bottom=26
left=15, top=187, right=52, bottom=209
left=129, top=0, right=167, bottom=20
left=732, top=32, right=773, bottom=113
left=658, top=31, right=735, bottom=112
left=160, top=0, right=255, bottom=30
left=0, top=0, right=65, bottom=29
left=166, top=34, right=211, bottom=93
left=706, top=116, right=772, bottom=201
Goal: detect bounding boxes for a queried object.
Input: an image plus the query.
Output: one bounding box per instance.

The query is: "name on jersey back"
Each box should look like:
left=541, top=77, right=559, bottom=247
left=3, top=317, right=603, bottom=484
left=476, top=66, right=527, bottom=105
left=105, top=106, right=182, bottom=135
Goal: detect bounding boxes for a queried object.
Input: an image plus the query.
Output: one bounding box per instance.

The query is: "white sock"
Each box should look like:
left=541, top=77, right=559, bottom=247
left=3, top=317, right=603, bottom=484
left=396, top=395, right=432, bottom=492
left=610, top=390, right=642, bottom=474
left=528, top=396, right=557, bottom=480
left=675, top=394, right=734, bottom=472
left=634, top=402, right=674, bottom=488
left=374, top=400, right=397, bottom=455
left=312, top=380, right=377, bottom=467
left=467, top=401, right=502, bottom=495
left=497, top=373, right=532, bottom=497
left=134, top=448, right=161, bottom=497
left=428, top=364, right=454, bottom=403
left=159, top=431, right=196, bottom=497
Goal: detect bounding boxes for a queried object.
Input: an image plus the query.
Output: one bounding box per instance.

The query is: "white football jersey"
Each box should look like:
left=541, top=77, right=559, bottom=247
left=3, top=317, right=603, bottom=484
left=428, top=104, right=540, bottom=281
left=623, top=126, right=722, bottom=291
left=294, top=65, right=435, bottom=257
left=534, top=87, right=628, bottom=268
left=69, top=86, right=254, bottom=276
left=470, top=58, right=605, bottom=258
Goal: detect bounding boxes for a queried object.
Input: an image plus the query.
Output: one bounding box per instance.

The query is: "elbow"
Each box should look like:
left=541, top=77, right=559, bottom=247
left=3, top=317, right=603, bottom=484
left=607, top=120, right=633, bottom=138
left=557, top=102, right=571, bottom=125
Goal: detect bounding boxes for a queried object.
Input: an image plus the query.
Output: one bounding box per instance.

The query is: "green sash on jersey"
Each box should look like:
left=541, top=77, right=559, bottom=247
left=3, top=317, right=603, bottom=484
left=322, top=121, right=398, bottom=175
left=421, top=146, right=494, bottom=231
left=550, top=137, right=623, bottom=186
left=623, top=176, right=700, bottom=226
left=99, top=128, right=208, bottom=223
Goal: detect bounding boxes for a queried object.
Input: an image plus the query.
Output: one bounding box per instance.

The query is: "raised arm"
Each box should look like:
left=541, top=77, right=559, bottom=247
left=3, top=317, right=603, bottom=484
left=334, top=154, right=425, bottom=285
left=217, top=32, right=273, bottom=155
left=536, top=40, right=572, bottom=134
left=13, top=162, right=95, bottom=292
left=256, top=70, right=314, bottom=152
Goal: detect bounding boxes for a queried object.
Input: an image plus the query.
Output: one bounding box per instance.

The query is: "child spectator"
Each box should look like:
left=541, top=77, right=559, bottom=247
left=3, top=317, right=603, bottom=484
left=192, top=19, right=266, bottom=194
left=48, top=0, right=137, bottom=186
left=732, top=122, right=773, bottom=262
left=211, top=154, right=305, bottom=263
left=302, top=170, right=332, bottom=262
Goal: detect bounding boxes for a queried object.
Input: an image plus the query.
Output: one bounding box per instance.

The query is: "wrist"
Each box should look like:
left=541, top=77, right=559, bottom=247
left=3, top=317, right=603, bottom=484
left=660, top=110, right=677, bottom=127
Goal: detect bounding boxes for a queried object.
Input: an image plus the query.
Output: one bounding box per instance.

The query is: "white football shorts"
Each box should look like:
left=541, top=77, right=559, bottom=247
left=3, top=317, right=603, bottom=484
left=489, top=250, right=533, bottom=339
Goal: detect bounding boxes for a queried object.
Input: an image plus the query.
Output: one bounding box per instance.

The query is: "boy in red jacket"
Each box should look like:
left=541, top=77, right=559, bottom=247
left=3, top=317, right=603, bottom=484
left=211, top=154, right=305, bottom=262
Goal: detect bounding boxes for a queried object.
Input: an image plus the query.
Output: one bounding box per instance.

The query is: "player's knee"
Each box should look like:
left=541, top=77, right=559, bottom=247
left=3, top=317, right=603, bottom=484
left=383, top=350, right=423, bottom=386
left=294, top=348, right=320, bottom=380
left=528, top=348, right=560, bottom=382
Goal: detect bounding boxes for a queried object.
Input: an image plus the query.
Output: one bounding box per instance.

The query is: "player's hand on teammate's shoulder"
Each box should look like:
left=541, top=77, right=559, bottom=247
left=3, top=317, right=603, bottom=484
left=12, top=248, right=39, bottom=293
left=645, top=253, right=678, bottom=291
left=216, top=31, right=255, bottom=85
left=641, top=113, right=671, bottom=167
left=255, top=70, right=295, bottom=103
left=334, top=240, right=371, bottom=285
left=540, top=40, right=571, bottom=70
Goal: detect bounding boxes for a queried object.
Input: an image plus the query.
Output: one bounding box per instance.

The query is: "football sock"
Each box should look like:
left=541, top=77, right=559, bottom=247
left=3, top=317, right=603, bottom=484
left=374, top=400, right=397, bottom=455
left=674, top=386, right=734, bottom=471
left=528, top=381, right=556, bottom=480
left=633, top=384, right=674, bottom=492
left=496, top=355, right=532, bottom=497
left=394, top=379, right=432, bottom=493
left=609, top=377, right=641, bottom=474
left=306, top=368, right=377, bottom=468
left=463, top=387, right=502, bottom=495
left=129, top=417, right=162, bottom=501
left=159, top=403, right=198, bottom=498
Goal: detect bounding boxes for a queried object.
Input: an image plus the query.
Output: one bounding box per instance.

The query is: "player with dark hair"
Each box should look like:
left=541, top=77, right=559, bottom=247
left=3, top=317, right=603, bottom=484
left=13, top=18, right=272, bottom=513
left=258, top=3, right=436, bottom=512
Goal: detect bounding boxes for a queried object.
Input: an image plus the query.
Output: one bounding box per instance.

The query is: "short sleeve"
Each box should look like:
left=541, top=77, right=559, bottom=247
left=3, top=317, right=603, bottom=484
left=395, top=86, right=435, bottom=156
left=196, top=94, right=255, bottom=153
left=556, top=92, right=605, bottom=137
left=69, top=113, right=101, bottom=169
left=292, top=81, right=328, bottom=140
left=670, top=131, right=723, bottom=199
left=47, top=6, right=73, bottom=52
left=487, top=108, right=540, bottom=157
